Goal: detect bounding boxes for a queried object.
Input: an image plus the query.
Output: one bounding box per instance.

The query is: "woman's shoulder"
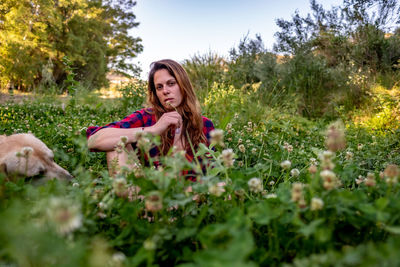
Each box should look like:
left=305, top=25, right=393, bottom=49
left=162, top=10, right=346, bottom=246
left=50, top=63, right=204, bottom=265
left=201, top=116, right=215, bottom=135
left=201, top=116, right=214, bottom=127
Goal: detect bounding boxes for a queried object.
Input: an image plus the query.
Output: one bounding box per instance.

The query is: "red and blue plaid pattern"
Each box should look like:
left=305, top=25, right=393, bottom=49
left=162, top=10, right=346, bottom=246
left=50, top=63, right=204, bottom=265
left=87, top=108, right=215, bottom=179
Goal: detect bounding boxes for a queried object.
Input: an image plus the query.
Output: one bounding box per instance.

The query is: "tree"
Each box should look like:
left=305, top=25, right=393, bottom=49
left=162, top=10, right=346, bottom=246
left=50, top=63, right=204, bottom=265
left=273, top=0, right=400, bottom=73
left=0, top=0, right=142, bottom=91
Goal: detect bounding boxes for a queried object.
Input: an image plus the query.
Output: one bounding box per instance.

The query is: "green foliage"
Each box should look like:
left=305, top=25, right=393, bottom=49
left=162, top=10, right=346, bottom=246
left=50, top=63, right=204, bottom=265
left=0, top=87, right=399, bottom=266
left=183, top=51, right=226, bottom=100
left=0, top=0, right=142, bottom=91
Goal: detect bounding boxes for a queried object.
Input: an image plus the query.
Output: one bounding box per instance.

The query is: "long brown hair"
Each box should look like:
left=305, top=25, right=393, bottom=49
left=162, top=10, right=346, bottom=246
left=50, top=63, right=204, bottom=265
left=147, top=59, right=207, bottom=155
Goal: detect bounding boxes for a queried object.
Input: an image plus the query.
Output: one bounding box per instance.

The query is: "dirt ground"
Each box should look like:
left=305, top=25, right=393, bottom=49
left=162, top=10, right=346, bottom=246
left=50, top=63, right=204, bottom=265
left=0, top=92, right=35, bottom=104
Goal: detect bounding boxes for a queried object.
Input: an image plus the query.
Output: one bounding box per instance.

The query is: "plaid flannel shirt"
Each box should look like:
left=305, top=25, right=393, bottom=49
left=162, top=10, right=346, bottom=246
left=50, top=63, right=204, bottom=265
left=86, top=108, right=215, bottom=179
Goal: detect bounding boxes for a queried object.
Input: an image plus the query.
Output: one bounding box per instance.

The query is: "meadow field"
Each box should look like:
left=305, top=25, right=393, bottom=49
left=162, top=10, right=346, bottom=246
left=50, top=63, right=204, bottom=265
left=1, top=79, right=400, bottom=266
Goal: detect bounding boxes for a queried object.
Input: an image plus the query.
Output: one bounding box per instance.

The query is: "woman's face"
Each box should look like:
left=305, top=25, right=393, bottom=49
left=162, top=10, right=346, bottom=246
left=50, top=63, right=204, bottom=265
left=154, top=69, right=183, bottom=110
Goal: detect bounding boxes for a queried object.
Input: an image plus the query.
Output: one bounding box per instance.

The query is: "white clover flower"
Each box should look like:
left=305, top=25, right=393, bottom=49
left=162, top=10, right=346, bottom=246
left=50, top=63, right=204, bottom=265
left=109, top=252, right=126, bottom=267
left=238, top=138, right=242, bottom=144
left=319, top=150, right=334, bottom=161
left=251, top=148, right=257, bottom=154
left=145, top=192, right=163, bottom=212
left=310, top=158, right=317, bottom=165
left=308, top=165, right=317, bottom=174
left=238, top=144, right=246, bottom=153
left=320, top=170, right=336, bottom=181
left=22, top=146, right=33, bottom=157
left=226, top=123, right=232, bottom=130
left=269, top=180, right=275, bottom=186
left=221, top=148, right=235, bottom=167
left=290, top=168, right=300, bottom=177
left=364, top=174, right=376, bottom=187
left=345, top=151, right=354, bottom=161
left=46, top=197, right=82, bottom=235
left=248, top=177, right=263, bottom=193
left=113, top=178, right=127, bottom=196
left=143, top=238, right=156, bottom=250
left=355, top=175, right=364, bottom=185
left=265, top=193, right=277, bottom=199
left=291, top=182, right=303, bottom=202
left=357, top=143, right=363, bottom=150
left=311, top=197, right=324, bottom=211
left=72, top=182, right=79, bottom=187
left=325, top=121, right=346, bottom=152
left=280, top=160, right=291, bottom=170
left=210, top=129, right=224, bottom=146
left=120, top=135, right=128, bottom=144
left=208, top=184, right=225, bottom=197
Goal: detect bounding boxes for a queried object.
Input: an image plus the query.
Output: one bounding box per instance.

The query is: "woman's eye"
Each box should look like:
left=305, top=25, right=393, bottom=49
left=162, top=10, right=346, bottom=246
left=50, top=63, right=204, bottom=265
left=168, top=81, right=176, bottom=86
left=156, top=85, right=163, bottom=90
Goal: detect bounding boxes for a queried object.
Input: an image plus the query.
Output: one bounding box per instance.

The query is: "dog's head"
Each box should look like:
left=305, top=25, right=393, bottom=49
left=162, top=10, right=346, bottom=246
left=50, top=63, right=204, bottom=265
left=0, top=134, right=73, bottom=182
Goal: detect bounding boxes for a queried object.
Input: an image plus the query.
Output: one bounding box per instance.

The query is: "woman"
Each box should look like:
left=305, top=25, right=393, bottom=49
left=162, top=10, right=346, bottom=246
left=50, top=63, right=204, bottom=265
left=87, top=59, right=214, bottom=177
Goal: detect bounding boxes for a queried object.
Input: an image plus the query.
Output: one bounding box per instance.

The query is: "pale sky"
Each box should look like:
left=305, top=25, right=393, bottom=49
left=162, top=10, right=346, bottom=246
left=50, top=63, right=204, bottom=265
left=130, top=0, right=342, bottom=79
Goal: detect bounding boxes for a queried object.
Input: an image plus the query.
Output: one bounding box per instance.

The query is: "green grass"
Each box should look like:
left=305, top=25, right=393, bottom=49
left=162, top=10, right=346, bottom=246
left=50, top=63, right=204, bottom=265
left=1, top=85, right=400, bottom=266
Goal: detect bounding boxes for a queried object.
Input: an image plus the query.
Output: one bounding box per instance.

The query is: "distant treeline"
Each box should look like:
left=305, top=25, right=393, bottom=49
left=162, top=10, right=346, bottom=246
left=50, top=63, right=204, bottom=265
left=0, top=0, right=142, bottom=91
left=183, top=0, right=400, bottom=117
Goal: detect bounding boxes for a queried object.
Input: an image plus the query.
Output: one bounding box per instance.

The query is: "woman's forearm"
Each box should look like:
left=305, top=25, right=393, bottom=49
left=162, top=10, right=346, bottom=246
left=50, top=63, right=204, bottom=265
left=88, top=126, right=156, bottom=151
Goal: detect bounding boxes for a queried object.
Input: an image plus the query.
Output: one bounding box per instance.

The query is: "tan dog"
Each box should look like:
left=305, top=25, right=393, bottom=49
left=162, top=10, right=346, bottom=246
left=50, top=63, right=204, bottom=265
left=0, top=133, right=73, bottom=182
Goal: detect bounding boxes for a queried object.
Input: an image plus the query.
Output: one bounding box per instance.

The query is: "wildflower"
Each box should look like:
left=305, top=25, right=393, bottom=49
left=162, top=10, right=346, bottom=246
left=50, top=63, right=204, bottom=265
left=364, top=173, right=376, bottom=187
left=72, top=182, right=79, bottom=187
left=210, top=129, right=224, bottom=147
left=345, top=151, right=354, bottom=161
left=238, top=138, right=242, bottom=144
left=355, top=175, right=364, bottom=185
left=145, top=192, right=163, bottom=212
left=284, top=142, right=293, bottom=153
left=221, top=148, right=235, bottom=167
left=325, top=120, right=346, bottom=152
left=248, top=177, right=263, bottom=193
left=135, top=131, right=150, bottom=149
left=310, top=158, right=318, bottom=165
left=280, top=160, right=291, bottom=170
left=208, top=184, right=225, bottom=197
left=46, top=197, right=82, bottom=235
left=357, top=144, right=363, bottom=150
left=384, top=164, right=399, bottom=179
left=251, top=148, right=257, bottom=154
left=290, top=168, right=300, bottom=177
left=113, top=178, right=127, bottom=197
left=320, top=170, right=339, bottom=190
left=226, top=123, right=232, bottom=130
left=143, top=238, right=156, bottom=250
left=320, top=150, right=334, bottom=161
left=22, top=146, right=33, bottom=157
left=291, top=182, right=303, bottom=202
left=311, top=197, right=324, bottom=211
left=238, top=144, right=246, bottom=153
left=109, top=252, right=126, bottom=267
left=319, top=151, right=335, bottom=170
left=120, top=135, right=128, bottom=144
left=265, top=193, right=277, bottom=199
left=308, top=165, right=317, bottom=174
left=237, top=161, right=244, bottom=167
left=298, top=198, right=307, bottom=209
left=269, top=180, right=275, bottom=186
left=98, top=202, right=107, bottom=210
